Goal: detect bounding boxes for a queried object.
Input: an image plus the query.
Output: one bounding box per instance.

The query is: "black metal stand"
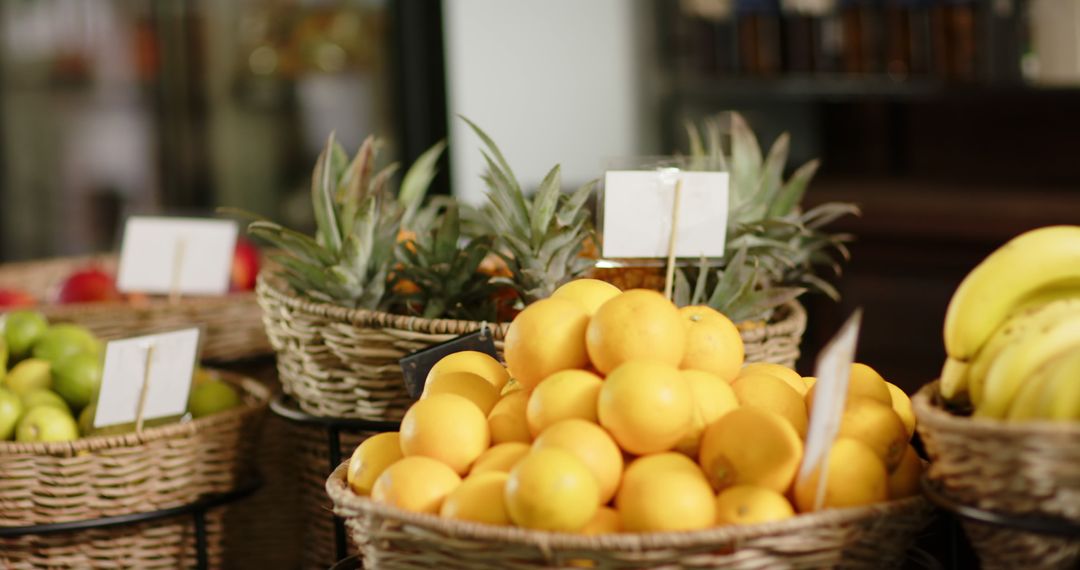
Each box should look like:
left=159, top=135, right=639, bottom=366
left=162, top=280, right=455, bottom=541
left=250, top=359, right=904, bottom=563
left=921, top=476, right=1080, bottom=538
left=269, top=393, right=399, bottom=564
left=0, top=477, right=262, bottom=570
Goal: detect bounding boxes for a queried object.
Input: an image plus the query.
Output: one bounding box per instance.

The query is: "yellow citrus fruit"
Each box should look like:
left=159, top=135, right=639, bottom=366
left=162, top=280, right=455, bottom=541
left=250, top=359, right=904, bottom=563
left=470, top=442, right=531, bottom=476
left=422, top=371, right=499, bottom=415
left=371, top=456, right=462, bottom=514
left=585, top=289, right=687, bottom=374
left=739, top=362, right=805, bottom=395
left=794, top=437, right=888, bottom=512
left=579, top=506, right=620, bottom=535
left=617, top=453, right=717, bottom=532
left=440, top=471, right=511, bottom=525
left=551, top=279, right=622, bottom=316
left=427, top=351, right=510, bottom=393
left=838, top=396, right=908, bottom=471
left=730, top=373, right=808, bottom=438
left=623, top=451, right=704, bottom=478
left=674, top=369, right=740, bottom=457
left=347, top=432, right=403, bottom=496
left=597, top=360, right=692, bottom=455
left=886, top=382, right=916, bottom=439
left=487, top=390, right=532, bottom=445
left=505, top=447, right=599, bottom=531
left=805, top=362, right=893, bottom=416
left=400, top=394, right=490, bottom=475
left=679, top=306, right=744, bottom=381
left=803, top=377, right=817, bottom=391
left=699, top=407, right=803, bottom=493
left=526, top=369, right=603, bottom=437
left=504, top=298, right=590, bottom=390
left=888, top=444, right=923, bottom=500
left=501, top=378, right=523, bottom=396
left=532, top=419, right=623, bottom=505
left=715, top=485, right=796, bottom=525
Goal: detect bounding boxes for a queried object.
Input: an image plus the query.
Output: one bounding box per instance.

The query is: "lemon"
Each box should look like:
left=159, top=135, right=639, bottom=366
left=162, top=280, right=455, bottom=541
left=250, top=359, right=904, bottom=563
left=888, top=444, right=923, bottom=500
left=585, top=289, right=687, bottom=374
left=426, top=351, right=510, bottom=393
left=347, top=432, right=404, bottom=496
left=699, top=407, right=803, bottom=493
left=532, top=419, right=623, bottom=504
left=674, top=369, right=740, bottom=457
left=470, top=442, right=530, bottom=476
left=838, top=397, right=908, bottom=471
left=794, top=437, right=887, bottom=512
left=679, top=306, right=744, bottom=381
left=487, top=390, right=531, bottom=445
left=505, top=448, right=598, bottom=531
left=885, top=382, right=916, bottom=439
left=580, top=506, right=620, bottom=535
left=738, top=362, right=806, bottom=396
left=730, top=373, right=808, bottom=438
left=422, top=371, right=499, bottom=415
left=715, top=485, right=795, bottom=525
left=617, top=453, right=716, bottom=532
left=504, top=298, right=590, bottom=390
left=401, top=393, right=490, bottom=475
left=597, top=360, right=691, bottom=455
left=372, top=456, right=462, bottom=514
left=4, top=359, right=52, bottom=395
left=440, top=471, right=511, bottom=525
left=551, top=279, right=622, bottom=316
left=526, top=369, right=602, bottom=437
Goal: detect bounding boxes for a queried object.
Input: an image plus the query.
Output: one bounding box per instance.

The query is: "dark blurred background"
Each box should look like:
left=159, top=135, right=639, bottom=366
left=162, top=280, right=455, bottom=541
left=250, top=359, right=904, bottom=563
left=2, top=0, right=1080, bottom=392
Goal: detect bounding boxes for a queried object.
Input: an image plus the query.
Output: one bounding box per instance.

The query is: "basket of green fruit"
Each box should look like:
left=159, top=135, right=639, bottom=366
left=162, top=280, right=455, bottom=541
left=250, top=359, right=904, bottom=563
left=0, top=311, right=270, bottom=569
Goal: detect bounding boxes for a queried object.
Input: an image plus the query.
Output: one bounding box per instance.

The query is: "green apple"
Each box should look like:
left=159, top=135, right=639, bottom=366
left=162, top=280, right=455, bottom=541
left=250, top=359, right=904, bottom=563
left=4, top=310, right=48, bottom=361
left=32, top=324, right=100, bottom=366
left=16, top=406, right=79, bottom=442
left=0, top=387, right=23, bottom=440
left=4, top=358, right=52, bottom=395
left=53, top=352, right=102, bottom=411
left=77, top=402, right=96, bottom=436
left=189, top=380, right=241, bottom=418
left=21, top=389, right=70, bottom=414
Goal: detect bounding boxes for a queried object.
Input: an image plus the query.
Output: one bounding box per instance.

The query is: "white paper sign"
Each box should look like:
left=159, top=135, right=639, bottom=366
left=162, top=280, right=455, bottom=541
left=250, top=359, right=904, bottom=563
left=798, top=309, right=863, bottom=510
left=94, top=328, right=201, bottom=428
left=116, top=217, right=238, bottom=295
left=601, top=170, right=728, bottom=259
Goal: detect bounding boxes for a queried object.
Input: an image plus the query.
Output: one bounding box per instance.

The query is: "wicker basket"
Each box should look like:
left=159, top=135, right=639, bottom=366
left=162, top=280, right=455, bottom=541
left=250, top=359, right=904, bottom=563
left=0, top=255, right=271, bottom=362
left=912, top=381, right=1080, bottom=569
left=326, top=464, right=934, bottom=570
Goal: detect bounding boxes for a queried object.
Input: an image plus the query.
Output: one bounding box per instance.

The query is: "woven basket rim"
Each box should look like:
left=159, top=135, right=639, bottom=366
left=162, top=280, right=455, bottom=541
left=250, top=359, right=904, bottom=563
left=0, top=369, right=270, bottom=456
left=913, top=380, right=1080, bottom=438
left=738, top=300, right=805, bottom=342
left=325, top=464, right=929, bottom=551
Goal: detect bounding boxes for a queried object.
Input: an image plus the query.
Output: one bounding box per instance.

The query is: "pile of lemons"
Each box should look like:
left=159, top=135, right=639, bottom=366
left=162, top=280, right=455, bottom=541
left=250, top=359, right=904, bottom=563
left=347, top=279, right=922, bottom=533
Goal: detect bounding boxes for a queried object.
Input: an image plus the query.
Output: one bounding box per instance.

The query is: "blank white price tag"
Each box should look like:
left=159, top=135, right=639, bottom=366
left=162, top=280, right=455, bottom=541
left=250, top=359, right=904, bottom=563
left=116, top=217, right=238, bottom=295
left=601, top=170, right=728, bottom=259
left=798, top=309, right=863, bottom=510
left=94, top=328, right=201, bottom=429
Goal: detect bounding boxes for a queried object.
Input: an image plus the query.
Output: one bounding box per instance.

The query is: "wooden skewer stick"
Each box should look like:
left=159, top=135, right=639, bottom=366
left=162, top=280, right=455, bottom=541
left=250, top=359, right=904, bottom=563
left=134, top=344, right=155, bottom=433
left=663, top=179, right=684, bottom=301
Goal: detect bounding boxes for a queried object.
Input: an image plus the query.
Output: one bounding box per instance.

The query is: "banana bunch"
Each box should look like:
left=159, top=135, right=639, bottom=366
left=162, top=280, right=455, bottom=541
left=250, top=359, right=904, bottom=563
left=939, top=225, right=1080, bottom=421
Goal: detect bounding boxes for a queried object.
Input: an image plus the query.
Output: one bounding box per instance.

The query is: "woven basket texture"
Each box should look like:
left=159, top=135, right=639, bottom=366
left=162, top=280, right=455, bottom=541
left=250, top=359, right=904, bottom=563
left=0, top=371, right=268, bottom=527
left=0, top=255, right=271, bottom=361
left=326, top=464, right=934, bottom=570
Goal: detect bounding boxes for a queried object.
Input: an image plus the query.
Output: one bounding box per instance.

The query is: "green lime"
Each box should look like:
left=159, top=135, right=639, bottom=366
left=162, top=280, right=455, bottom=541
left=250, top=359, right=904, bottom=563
left=32, top=324, right=100, bottom=366
left=16, top=405, right=79, bottom=442
left=188, top=380, right=241, bottom=418
left=4, top=358, right=52, bottom=395
left=21, top=389, right=71, bottom=414
left=0, top=387, right=23, bottom=440
left=4, top=310, right=48, bottom=361
left=52, top=352, right=102, bottom=411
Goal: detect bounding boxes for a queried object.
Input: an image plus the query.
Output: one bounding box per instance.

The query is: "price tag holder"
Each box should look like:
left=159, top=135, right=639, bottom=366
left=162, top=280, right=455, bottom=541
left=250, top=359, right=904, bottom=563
left=399, top=327, right=499, bottom=399
left=94, top=328, right=202, bottom=430
left=797, top=309, right=863, bottom=511
left=600, top=170, right=728, bottom=259
left=116, top=216, right=238, bottom=296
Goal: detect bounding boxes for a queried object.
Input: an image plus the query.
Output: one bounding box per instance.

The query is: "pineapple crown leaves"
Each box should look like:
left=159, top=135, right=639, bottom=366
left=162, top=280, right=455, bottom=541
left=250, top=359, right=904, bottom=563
left=673, top=251, right=806, bottom=324
left=462, top=116, right=596, bottom=303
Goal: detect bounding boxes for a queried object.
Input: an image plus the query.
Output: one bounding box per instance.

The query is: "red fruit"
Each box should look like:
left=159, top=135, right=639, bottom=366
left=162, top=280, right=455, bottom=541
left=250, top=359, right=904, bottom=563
left=55, top=268, right=120, bottom=304
left=0, top=289, right=36, bottom=308
left=231, top=237, right=260, bottom=292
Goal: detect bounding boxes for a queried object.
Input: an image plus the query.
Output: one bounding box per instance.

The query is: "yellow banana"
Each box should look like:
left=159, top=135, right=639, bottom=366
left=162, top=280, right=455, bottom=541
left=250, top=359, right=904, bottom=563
left=1036, top=351, right=1080, bottom=421
left=1004, top=361, right=1054, bottom=421
left=939, top=357, right=970, bottom=403
left=943, top=225, right=1080, bottom=362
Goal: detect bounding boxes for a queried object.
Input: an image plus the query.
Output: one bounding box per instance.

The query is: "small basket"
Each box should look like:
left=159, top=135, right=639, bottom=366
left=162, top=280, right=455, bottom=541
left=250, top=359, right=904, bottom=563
left=326, top=464, right=934, bottom=570
left=913, top=381, right=1080, bottom=569
left=0, top=255, right=271, bottom=362
left=256, top=270, right=508, bottom=421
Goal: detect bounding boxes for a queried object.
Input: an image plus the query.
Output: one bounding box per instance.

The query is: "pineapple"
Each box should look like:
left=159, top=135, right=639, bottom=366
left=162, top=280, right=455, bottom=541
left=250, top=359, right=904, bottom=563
left=674, top=112, right=858, bottom=323
left=464, top=118, right=596, bottom=304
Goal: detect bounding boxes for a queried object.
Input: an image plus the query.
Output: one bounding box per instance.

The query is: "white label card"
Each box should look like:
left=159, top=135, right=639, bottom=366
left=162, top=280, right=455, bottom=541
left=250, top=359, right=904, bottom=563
left=798, top=309, right=863, bottom=510
left=94, top=328, right=201, bottom=428
left=116, top=217, right=238, bottom=295
left=601, top=170, right=728, bottom=259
